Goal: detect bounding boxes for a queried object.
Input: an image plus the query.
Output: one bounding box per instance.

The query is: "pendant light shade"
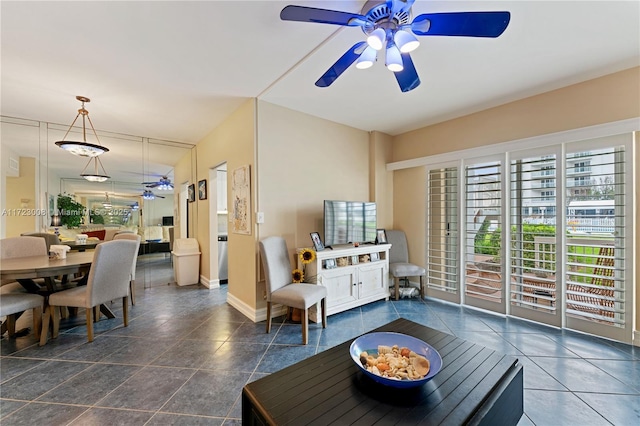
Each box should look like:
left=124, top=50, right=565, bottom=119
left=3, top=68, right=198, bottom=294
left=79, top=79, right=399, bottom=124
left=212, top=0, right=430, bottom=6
left=394, top=30, right=420, bottom=53
left=367, top=28, right=386, bottom=51
left=80, top=156, right=110, bottom=182
left=355, top=46, right=377, bottom=69
left=55, top=96, right=109, bottom=157
left=385, top=43, right=403, bottom=72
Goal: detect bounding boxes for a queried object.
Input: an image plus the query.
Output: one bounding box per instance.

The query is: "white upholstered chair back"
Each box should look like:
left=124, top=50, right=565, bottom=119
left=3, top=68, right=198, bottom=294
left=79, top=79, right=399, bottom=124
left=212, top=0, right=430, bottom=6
left=86, top=240, right=138, bottom=307
left=259, top=236, right=293, bottom=301
left=113, top=233, right=141, bottom=280
left=1, top=236, right=48, bottom=259
left=20, top=233, right=61, bottom=251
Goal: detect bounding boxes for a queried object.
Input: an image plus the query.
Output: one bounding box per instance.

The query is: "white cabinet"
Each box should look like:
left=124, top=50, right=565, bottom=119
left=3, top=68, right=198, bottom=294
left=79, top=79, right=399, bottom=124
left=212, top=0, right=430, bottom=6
left=297, top=244, right=391, bottom=323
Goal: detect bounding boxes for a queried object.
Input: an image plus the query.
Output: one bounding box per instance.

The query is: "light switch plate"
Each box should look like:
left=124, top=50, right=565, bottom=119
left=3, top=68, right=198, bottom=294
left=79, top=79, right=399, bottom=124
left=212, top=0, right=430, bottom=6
left=257, top=211, right=264, bottom=224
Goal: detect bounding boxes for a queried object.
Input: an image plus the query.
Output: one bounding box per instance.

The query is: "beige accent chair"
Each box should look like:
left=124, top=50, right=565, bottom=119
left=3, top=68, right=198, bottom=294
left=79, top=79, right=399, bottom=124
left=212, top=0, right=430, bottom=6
left=387, top=230, right=425, bottom=301
left=259, top=236, right=327, bottom=345
left=0, top=293, right=44, bottom=337
left=113, top=233, right=142, bottom=305
left=40, top=239, right=138, bottom=345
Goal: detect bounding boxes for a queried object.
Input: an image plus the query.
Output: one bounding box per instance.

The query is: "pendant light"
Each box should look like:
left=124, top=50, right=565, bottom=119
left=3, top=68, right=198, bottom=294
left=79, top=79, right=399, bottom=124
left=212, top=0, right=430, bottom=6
left=80, top=157, right=110, bottom=182
left=55, top=96, right=109, bottom=157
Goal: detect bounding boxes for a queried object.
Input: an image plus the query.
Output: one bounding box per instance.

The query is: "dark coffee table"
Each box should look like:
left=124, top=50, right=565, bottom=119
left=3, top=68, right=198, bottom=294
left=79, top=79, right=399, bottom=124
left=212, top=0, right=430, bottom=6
left=242, top=318, right=523, bottom=425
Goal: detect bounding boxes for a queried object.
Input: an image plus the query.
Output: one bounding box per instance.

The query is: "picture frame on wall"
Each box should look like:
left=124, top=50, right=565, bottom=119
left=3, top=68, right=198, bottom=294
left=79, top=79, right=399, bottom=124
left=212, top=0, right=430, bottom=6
left=187, top=184, right=195, bottom=202
left=310, top=232, right=324, bottom=251
left=375, top=229, right=387, bottom=244
left=198, top=179, right=207, bottom=200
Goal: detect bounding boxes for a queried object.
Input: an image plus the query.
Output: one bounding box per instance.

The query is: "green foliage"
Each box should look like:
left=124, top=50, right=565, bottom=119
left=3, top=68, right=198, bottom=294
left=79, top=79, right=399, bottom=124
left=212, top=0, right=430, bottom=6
left=56, top=194, right=85, bottom=228
left=474, top=219, right=497, bottom=255
left=90, top=210, right=104, bottom=224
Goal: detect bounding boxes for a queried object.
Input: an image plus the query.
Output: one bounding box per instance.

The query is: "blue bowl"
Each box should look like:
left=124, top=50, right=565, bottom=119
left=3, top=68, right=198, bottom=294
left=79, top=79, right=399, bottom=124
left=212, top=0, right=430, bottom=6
left=350, top=332, right=443, bottom=388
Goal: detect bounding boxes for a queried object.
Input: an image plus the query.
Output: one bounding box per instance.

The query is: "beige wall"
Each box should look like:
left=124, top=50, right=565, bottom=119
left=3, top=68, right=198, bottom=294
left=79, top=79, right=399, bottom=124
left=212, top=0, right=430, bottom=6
left=256, top=100, right=372, bottom=307
left=392, top=66, right=639, bottom=337
left=5, top=157, right=37, bottom=236
left=188, top=99, right=256, bottom=307
left=370, top=131, right=394, bottom=229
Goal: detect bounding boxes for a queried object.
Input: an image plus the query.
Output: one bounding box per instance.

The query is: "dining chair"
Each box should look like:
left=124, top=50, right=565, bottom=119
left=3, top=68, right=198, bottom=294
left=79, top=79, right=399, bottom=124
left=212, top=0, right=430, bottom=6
left=0, top=236, right=48, bottom=293
left=0, top=293, right=44, bottom=338
left=113, top=233, right=142, bottom=305
left=20, top=232, right=61, bottom=251
left=386, top=230, right=425, bottom=301
left=40, top=239, right=138, bottom=345
left=259, top=236, right=327, bottom=345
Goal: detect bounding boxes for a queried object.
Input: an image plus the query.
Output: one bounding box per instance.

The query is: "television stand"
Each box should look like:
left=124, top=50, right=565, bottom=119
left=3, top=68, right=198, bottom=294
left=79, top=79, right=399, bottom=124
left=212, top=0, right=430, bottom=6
left=297, top=244, right=391, bottom=323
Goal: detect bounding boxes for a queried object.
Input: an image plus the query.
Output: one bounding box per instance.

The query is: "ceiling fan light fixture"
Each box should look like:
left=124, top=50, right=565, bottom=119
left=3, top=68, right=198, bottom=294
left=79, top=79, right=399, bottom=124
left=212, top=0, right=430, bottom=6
left=143, top=190, right=155, bottom=200
left=366, top=28, right=386, bottom=50
left=385, top=43, right=403, bottom=72
left=394, top=30, right=420, bottom=53
left=355, top=46, right=377, bottom=69
left=55, top=96, right=109, bottom=157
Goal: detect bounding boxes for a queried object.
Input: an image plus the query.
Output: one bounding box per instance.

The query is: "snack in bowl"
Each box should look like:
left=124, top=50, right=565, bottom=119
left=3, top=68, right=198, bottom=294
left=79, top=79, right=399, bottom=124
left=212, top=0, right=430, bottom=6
left=350, top=332, right=442, bottom=388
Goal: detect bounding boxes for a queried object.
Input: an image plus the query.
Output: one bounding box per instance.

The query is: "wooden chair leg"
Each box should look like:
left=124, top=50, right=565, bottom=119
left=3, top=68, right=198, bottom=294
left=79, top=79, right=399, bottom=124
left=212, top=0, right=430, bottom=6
left=40, top=306, right=51, bottom=346
left=130, top=280, right=136, bottom=305
left=265, top=302, right=272, bottom=334
left=6, top=314, right=16, bottom=337
left=394, top=277, right=400, bottom=301
left=321, top=298, right=327, bottom=329
left=52, top=306, right=60, bottom=339
left=32, top=306, right=42, bottom=337
left=420, top=276, right=425, bottom=298
left=123, top=296, right=129, bottom=327
left=94, top=306, right=100, bottom=322
left=301, top=308, right=308, bottom=345
left=86, top=307, right=94, bottom=342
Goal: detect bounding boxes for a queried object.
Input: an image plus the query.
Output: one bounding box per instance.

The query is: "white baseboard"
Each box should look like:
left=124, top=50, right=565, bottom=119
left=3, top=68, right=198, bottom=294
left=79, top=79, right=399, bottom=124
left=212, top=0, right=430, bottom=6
left=200, top=275, right=220, bottom=289
left=226, top=292, right=287, bottom=323
left=633, top=330, right=640, bottom=347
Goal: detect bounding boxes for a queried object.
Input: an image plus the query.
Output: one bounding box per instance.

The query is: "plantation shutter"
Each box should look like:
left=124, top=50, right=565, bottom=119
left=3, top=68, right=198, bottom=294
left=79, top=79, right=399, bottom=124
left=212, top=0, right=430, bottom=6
left=510, top=154, right=558, bottom=314
left=426, top=167, right=459, bottom=298
left=564, top=146, right=626, bottom=327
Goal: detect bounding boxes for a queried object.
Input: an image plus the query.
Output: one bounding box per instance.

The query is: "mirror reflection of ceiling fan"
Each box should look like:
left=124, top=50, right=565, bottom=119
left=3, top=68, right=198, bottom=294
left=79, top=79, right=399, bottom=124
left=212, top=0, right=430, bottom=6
left=142, top=175, right=173, bottom=190
left=141, top=189, right=165, bottom=200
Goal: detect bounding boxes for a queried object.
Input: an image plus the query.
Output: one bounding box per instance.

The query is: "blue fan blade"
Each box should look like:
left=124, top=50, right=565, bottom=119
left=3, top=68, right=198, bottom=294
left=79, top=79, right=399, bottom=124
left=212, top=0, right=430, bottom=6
left=281, top=5, right=366, bottom=26
left=315, top=42, right=367, bottom=88
left=394, top=54, right=420, bottom=92
left=388, top=0, right=415, bottom=15
left=411, top=11, right=510, bottom=37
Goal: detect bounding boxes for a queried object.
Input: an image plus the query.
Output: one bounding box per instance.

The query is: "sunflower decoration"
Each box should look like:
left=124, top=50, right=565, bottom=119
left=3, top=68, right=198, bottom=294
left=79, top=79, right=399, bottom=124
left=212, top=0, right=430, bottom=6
left=299, top=248, right=316, bottom=264
left=292, top=268, right=304, bottom=283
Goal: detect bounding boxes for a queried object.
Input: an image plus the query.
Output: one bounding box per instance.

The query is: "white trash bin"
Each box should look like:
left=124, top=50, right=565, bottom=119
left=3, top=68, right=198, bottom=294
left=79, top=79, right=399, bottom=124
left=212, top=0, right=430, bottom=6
left=172, top=238, right=201, bottom=286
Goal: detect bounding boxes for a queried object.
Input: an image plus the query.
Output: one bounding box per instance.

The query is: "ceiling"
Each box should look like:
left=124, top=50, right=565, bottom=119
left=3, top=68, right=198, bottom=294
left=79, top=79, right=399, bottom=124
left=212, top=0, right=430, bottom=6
left=1, top=1, right=638, bottom=197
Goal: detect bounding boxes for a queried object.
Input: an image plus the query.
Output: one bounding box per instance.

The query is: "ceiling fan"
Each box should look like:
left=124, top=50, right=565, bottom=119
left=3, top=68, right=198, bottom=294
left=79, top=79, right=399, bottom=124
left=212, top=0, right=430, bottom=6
left=141, top=189, right=165, bottom=200
left=280, top=0, right=510, bottom=92
left=141, top=175, right=173, bottom=190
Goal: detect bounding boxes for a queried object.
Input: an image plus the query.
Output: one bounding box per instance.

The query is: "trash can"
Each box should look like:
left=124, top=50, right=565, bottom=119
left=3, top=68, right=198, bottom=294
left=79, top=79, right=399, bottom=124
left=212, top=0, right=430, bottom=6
left=172, top=238, right=201, bottom=286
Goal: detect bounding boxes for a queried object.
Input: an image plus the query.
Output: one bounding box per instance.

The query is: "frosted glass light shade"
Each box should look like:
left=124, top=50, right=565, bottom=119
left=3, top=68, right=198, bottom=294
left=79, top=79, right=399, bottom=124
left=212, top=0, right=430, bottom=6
left=385, top=44, right=403, bottom=72
left=356, top=46, right=377, bottom=69
left=367, top=28, right=386, bottom=50
left=394, top=30, right=420, bottom=53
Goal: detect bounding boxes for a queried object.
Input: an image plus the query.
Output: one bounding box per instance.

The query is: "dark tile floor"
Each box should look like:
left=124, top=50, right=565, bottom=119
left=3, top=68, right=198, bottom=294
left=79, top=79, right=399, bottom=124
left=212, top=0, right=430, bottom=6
left=1, top=256, right=639, bottom=425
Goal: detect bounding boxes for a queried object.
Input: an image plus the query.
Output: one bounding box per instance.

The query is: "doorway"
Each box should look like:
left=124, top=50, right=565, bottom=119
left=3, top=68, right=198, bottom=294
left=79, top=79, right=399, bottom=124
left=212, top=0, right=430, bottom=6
left=208, top=163, right=227, bottom=288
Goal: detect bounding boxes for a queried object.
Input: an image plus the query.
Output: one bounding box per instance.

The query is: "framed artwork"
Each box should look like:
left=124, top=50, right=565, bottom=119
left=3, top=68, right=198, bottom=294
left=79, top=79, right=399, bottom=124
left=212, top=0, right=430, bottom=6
left=375, top=229, right=387, bottom=244
left=187, top=184, right=195, bottom=202
left=324, top=258, right=336, bottom=269
left=310, top=232, right=324, bottom=251
left=198, top=179, right=207, bottom=200
left=231, top=164, right=251, bottom=234
left=370, top=252, right=380, bottom=261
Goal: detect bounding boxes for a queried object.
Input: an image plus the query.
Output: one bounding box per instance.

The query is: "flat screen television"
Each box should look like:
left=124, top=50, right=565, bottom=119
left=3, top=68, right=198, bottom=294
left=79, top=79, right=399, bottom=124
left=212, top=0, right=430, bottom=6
left=324, top=200, right=377, bottom=246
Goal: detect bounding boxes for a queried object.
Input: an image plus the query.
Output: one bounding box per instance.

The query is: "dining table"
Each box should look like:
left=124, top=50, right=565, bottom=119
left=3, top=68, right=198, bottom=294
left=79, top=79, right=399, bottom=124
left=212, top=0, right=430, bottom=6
left=0, top=251, right=117, bottom=325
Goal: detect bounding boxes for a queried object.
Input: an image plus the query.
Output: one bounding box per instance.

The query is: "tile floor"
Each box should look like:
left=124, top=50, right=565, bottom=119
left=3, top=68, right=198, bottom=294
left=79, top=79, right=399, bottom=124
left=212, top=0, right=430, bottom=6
left=1, top=256, right=639, bottom=425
